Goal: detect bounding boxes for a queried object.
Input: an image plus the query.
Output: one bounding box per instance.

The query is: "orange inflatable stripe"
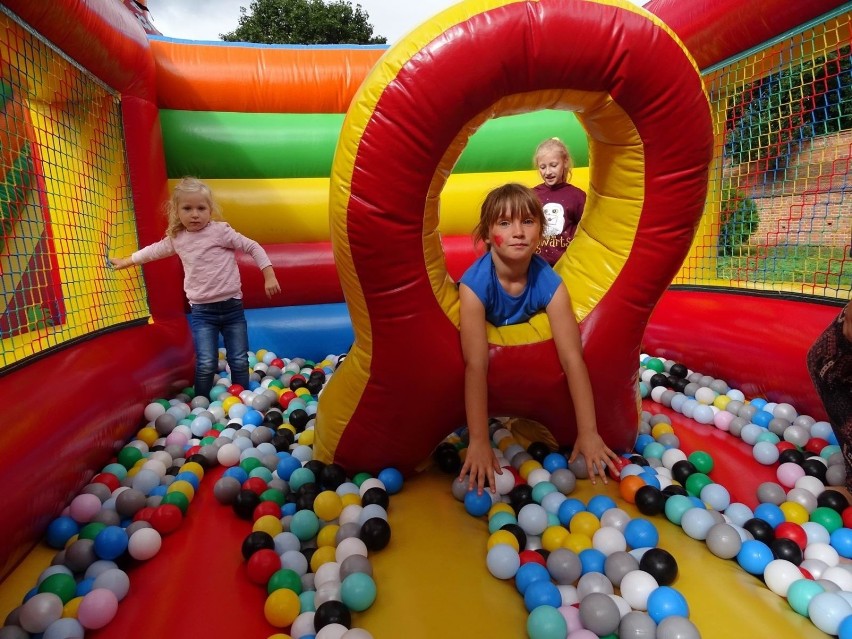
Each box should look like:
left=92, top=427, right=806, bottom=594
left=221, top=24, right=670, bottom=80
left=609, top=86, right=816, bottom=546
left=149, top=38, right=386, bottom=113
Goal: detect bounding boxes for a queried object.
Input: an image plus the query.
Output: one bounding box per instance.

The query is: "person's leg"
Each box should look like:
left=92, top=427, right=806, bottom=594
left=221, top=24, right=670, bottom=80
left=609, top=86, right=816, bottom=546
left=189, top=304, right=220, bottom=399
left=221, top=298, right=250, bottom=389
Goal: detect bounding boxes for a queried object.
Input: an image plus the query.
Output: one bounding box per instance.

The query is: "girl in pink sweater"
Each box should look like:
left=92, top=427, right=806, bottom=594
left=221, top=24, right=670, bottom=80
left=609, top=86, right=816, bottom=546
left=111, top=177, right=280, bottom=398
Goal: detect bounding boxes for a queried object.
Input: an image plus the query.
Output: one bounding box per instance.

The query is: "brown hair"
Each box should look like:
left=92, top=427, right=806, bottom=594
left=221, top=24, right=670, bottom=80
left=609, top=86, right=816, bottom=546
left=164, top=177, right=223, bottom=238
left=533, top=137, right=573, bottom=183
left=473, top=183, right=545, bottom=247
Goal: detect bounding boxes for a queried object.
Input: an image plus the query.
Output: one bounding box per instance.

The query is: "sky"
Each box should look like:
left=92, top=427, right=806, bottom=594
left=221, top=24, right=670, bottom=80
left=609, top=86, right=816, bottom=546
left=145, top=0, right=648, bottom=43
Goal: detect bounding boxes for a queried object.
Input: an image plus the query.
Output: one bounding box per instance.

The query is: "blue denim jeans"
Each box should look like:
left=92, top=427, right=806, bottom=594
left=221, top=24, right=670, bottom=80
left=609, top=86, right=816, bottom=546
left=189, top=298, right=249, bottom=398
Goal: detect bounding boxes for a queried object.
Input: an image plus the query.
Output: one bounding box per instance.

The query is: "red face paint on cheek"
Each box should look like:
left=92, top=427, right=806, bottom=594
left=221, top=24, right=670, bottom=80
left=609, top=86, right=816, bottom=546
left=493, top=235, right=503, bottom=247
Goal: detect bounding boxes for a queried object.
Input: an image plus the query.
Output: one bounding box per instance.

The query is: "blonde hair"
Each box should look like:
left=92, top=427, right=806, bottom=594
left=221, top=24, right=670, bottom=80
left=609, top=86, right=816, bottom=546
left=473, top=183, right=545, bottom=248
left=165, top=177, right=223, bottom=238
left=533, top=137, right=573, bottom=183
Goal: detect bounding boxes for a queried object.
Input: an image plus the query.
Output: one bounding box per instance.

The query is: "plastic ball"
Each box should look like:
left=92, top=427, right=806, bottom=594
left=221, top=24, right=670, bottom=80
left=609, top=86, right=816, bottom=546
left=618, top=610, right=658, bottom=638
left=487, top=544, right=521, bottom=579
left=578, top=592, right=621, bottom=636
left=546, top=548, right=582, bottom=585
left=737, top=539, right=774, bottom=575
left=639, top=548, right=678, bottom=586
left=787, top=578, right=825, bottom=616
left=624, top=518, right=659, bottom=549
left=808, top=592, right=852, bottom=635
left=19, top=592, right=64, bottom=633
left=359, top=517, right=391, bottom=551
left=127, top=527, right=162, bottom=560
left=706, top=523, right=742, bottom=559
left=656, top=616, right=700, bottom=639
left=264, top=588, right=301, bottom=628
left=77, top=589, right=119, bottom=630
left=524, top=579, right=563, bottom=612
left=527, top=605, right=568, bottom=639
left=464, top=489, right=494, bottom=518
left=619, top=570, right=659, bottom=611
left=340, top=572, right=376, bottom=612
left=646, top=586, right=689, bottom=624
left=764, top=559, right=804, bottom=596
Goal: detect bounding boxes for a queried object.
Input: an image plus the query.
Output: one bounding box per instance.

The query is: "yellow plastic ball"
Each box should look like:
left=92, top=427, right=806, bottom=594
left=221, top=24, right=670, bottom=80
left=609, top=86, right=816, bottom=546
left=563, top=532, right=593, bottom=554
left=317, top=524, right=340, bottom=548
left=340, top=492, right=362, bottom=508
left=294, top=387, right=311, bottom=397
left=222, top=395, right=242, bottom=413
left=497, top=436, right=518, bottom=452
left=298, top=429, right=315, bottom=446
left=780, top=501, right=810, bottom=525
left=136, top=426, right=159, bottom=447
left=313, top=491, right=344, bottom=521
left=167, top=480, right=195, bottom=501
left=264, top=588, right=300, bottom=627
left=268, top=634, right=293, bottom=639
left=487, top=530, right=520, bottom=552
left=519, top=459, right=543, bottom=480
left=713, top=394, right=731, bottom=410
left=253, top=514, right=284, bottom=537
left=309, top=545, right=337, bottom=573
left=651, top=422, right=675, bottom=439
left=278, top=424, right=297, bottom=437
left=541, top=525, right=570, bottom=552
left=62, top=596, right=83, bottom=618
left=255, top=349, right=268, bottom=362
left=569, top=511, right=601, bottom=538
left=488, top=503, right=515, bottom=519
left=181, top=461, right=205, bottom=480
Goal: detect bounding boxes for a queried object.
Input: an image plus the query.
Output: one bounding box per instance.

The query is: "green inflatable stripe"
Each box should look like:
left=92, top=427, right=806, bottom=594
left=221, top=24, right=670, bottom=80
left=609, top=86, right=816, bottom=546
left=161, top=109, right=589, bottom=180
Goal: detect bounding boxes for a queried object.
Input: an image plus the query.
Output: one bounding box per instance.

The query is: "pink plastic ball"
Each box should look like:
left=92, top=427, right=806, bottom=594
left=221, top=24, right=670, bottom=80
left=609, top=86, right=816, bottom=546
left=68, top=493, right=103, bottom=523
left=713, top=410, right=735, bottom=431
left=559, top=604, right=583, bottom=633
left=777, top=462, right=806, bottom=488
left=77, top=588, right=119, bottom=629
left=567, top=630, right=599, bottom=639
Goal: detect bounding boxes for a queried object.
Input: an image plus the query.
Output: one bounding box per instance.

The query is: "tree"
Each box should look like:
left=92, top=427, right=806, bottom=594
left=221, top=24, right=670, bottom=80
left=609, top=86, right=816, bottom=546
left=221, top=0, right=386, bottom=44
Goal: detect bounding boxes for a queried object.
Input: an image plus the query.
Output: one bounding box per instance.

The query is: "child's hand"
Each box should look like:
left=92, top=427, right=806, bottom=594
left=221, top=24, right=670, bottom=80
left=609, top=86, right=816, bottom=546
left=110, top=256, right=134, bottom=270
left=458, top=439, right=502, bottom=496
left=264, top=274, right=281, bottom=298
left=570, top=431, right=619, bottom=485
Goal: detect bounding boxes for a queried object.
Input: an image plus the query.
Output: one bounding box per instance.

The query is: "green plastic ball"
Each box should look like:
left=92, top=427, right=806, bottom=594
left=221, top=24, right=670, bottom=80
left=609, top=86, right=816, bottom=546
left=268, top=568, right=303, bottom=595
left=685, top=472, right=713, bottom=497
left=687, top=450, right=714, bottom=474
left=810, top=506, right=843, bottom=533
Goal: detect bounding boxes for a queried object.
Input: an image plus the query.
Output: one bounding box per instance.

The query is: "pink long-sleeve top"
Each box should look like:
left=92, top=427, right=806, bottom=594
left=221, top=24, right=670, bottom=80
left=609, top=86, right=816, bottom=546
left=131, top=221, right=272, bottom=305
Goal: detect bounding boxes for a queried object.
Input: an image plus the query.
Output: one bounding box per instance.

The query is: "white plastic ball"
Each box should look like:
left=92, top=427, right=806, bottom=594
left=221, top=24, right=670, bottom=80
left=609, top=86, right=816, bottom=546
left=592, top=527, right=627, bottom=555
left=619, top=570, right=658, bottom=611
left=517, top=503, right=549, bottom=536
left=764, top=559, right=804, bottom=597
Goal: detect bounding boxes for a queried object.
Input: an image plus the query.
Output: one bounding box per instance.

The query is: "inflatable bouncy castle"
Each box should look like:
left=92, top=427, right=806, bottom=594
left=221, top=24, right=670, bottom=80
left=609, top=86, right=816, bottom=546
left=0, top=1, right=849, bottom=638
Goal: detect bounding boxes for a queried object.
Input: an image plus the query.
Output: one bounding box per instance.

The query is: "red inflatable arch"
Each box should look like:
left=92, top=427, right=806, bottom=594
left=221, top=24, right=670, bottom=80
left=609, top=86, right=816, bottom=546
left=315, top=0, right=713, bottom=475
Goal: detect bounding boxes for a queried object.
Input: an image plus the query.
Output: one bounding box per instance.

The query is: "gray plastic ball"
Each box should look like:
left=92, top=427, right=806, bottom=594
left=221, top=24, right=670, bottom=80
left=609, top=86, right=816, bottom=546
left=43, top=618, right=85, bottom=639
left=618, top=610, right=657, bottom=638
left=687, top=372, right=702, bottom=383
left=546, top=548, right=583, bottom=585
left=757, top=481, right=786, bottom=505
left=827, top=464, right=847, bottom=488
left=656, top=615, right=701, bottom=639
left=577, top=571, right=614, bottom=599
left=451, top=477, right=469, bottom=501
left=682, top=382, right=699, bottom=398
left=213, top=476, right=241, bottom=504
left=578, top=591, right=621, bottom=636
left=568, top=456, right=589, bottom=479
left=660, top=390, right=676, bottom=408
left=154, top=413, right=177, bottom=435
left=724, top=399, right=743, bottom=415
left=335, top=522, right=361, bottom=544
left=340, top=554, right=373, bottom=580
left=649, top=414, right=672, bottom=426
left=64, top=539, right=96, bottom=572
left=81, top=482, right=111, bottom=503
left=657, top=433, right=680, bottom=449
left=728, top=416, right=748, bottom=438
left=706, top=523, right=742, bottom=559
left=604, top=551, right=639, bottom=587
left=709, top=379, right=730, bottom=394
left=550, top=468, right=577, bottom=495
left=738, top=404, right=758, bottom=422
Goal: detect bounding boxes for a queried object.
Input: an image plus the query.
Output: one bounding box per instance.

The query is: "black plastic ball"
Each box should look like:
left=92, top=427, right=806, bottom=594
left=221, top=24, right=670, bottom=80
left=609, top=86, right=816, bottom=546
left=241, top=531, right=275, bottom=560
left=319, top=463, right=347, bottom=490
left=264, top=411, right=284, bottom=427
left=818, top=489, right=849, bottom=513
left=232, top=490, right=261, bottom=520
left=743, top=517, right=775, bottom=544
left=500, top=523, right=527, bottom=551
left=314, top=600, right=351, bottom=631
left=628, top=455, right=650, bottom=467
left=187, top=453, right=212, bottom=470
left=671, top=460, right=697, bottom=486
left=778, top=449, right=805, bottom=465
left=662, top=485, right=688, bottom=498
left=639, top=548, right=678, bottom=586
left=649, top=373, right=670, bottom=388
left=304, top=460, right=326, bottom=478
left=296, top=483, right=320, bottom=511
left=671, top=377, right=690, bottom=393
left=527, top=441, right=553, bottom=463
left=802, top=458, right=828, bottom=484
left=360, top=517, right=391, bottom=551
left=770, top=538, right=803, bottom=565
left=306, top=378, right=324, bottom=395
left=362, top=486, right=390, bottom=509
left=508, top=484, right=535, bottom=513
left=634, top=486, right=667, bottom=516
left=669, top=363, right=688, bottom=378
left=271, top=430, right=295, bottom=451
left=434, top=447, right=462, bottom=474
left=289, top=376, right=307, bottom=391
left=309, top=370, right=326, bottom=383
left=288, top=408, right=310, bottom=432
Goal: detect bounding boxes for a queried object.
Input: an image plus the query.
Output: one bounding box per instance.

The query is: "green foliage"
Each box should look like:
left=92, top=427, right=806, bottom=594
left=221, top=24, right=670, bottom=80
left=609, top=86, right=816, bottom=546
left=716, top=245, right=852, bottom=289
left=725, top=45, right=851, bottom=172
left=717, top=189, right=759, bottom=256
left=221, top=0, right=386, bottom=44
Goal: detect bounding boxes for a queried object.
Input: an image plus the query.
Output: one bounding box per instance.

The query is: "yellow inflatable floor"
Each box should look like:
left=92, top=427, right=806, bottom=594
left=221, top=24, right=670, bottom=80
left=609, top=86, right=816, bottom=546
left=0, top=468, right=829, bottom=639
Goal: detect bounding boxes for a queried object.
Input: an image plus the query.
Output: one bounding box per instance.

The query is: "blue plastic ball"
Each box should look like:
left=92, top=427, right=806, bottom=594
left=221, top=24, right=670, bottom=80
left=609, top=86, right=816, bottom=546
left=93, top=526, right=129, bottom=561
left=624, top=518, right=660, bottom=549
left=464, top=490, right=493, bottom=517
left=639, top=471, right=661, bottom=489
left=46, top=516, right=79, bottom=549
left=524, top=579, right=562, bottom=612
left=579, top=548, right=606, bottom=575
left=557, top=498, right=587, bottom=526
left=647, top=586, right=689, bottom=623
left=754, top=503, right=784, bottom=528
left=587, top=495, right=617, bottom=519
left=830, top=527, right=852, bottom=560
left=377, top=468, right=403, bottom=494
left=223, top=466, right=249, bottom=484
left=737, top=539, right=774, bottom=575
left=542, top=453, right=568, bottom=473
left=276, top=455, right=302, bottom=481
left=515, top=562, right=550, bottom=595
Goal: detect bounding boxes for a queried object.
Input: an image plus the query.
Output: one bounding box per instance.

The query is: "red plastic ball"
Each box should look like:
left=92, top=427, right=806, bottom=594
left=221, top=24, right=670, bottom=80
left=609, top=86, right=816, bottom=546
left=242, top=477, right=268, bottom=496
left=228, top=384, right=245, bottom=396
left=278, top=391, right=297, bottom=407
left=246, top=548, right=281, bottom=585
left=804, top=438, right=830, bottom=455
left=799, top=567, right=814, bottom=580
left=91, top=473, right=121, bottom=493
left=842, top=506, right=852, bottom=529
left=519, top=550, right=547, bottom=567
left=133, top=506, right=155, bottom=523
left=775, top=522, right=807, bottom=550
left=270, top=359, right=285, bottom=368
left=608, top=456, right=631, bottom=481
left=776, top=441, right=798, bottom=453
left=149, top=504, right=183, bottom=535
left=253, top=501, right=281, bottom=521
left=185, top=445, right=201, bottom=458
left=204, top=429, right=220, bottom=438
